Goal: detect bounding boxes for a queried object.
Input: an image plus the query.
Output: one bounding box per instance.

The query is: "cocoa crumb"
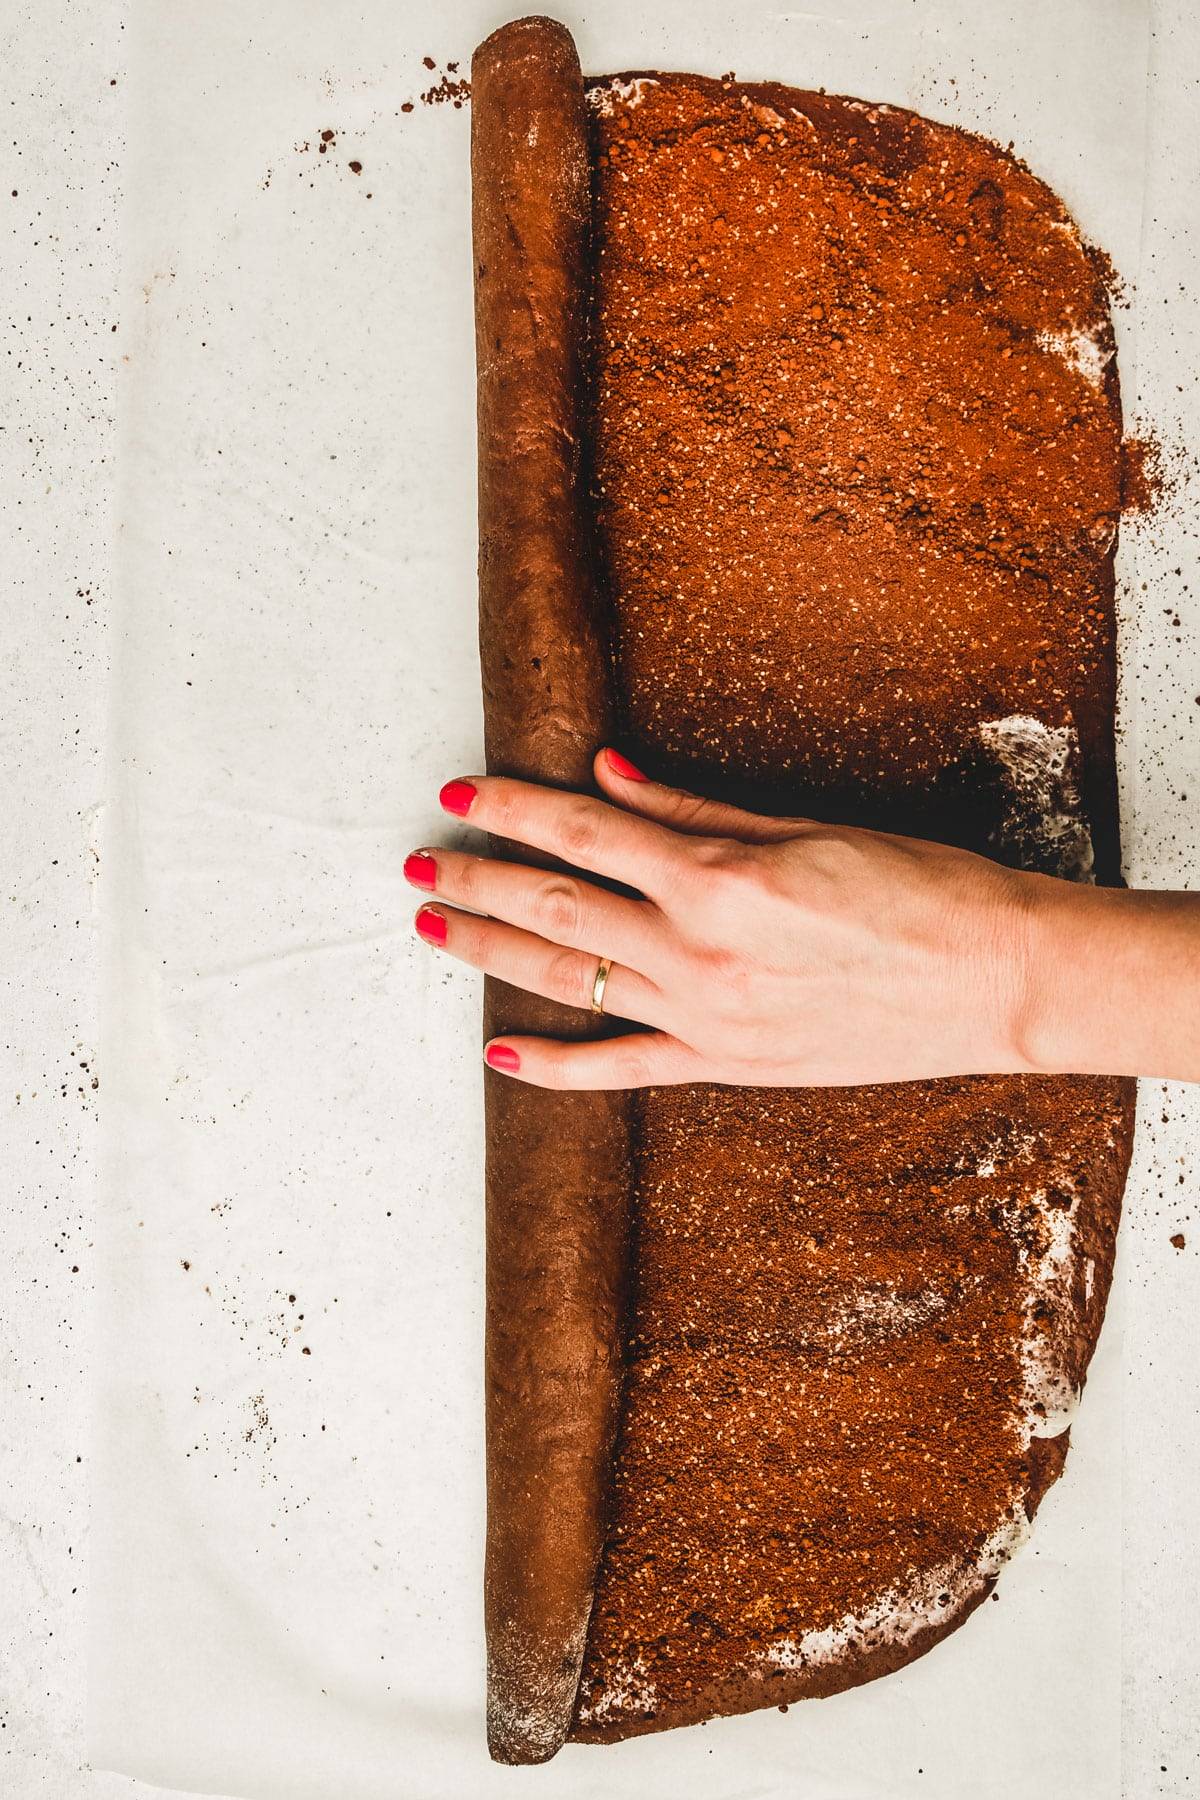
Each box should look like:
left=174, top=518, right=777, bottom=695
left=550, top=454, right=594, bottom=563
left=1120, top=434, right=1164, bottom=514
left=421, top=74, right=471, bottom=108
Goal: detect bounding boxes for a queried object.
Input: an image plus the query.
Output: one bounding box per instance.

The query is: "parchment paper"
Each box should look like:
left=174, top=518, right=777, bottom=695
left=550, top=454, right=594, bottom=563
left=91, top=2, right=1149, bottom=1795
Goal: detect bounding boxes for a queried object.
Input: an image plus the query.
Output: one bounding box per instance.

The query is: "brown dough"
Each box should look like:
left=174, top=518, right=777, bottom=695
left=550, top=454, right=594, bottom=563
left=471, top=19, right=1137, bottom=1764
left=471, top=16, right=633, bottom=1767
left=570, top=68, right=1135, bottom=1742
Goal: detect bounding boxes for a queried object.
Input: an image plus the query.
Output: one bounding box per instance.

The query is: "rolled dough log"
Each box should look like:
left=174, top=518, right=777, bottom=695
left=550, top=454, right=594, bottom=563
left=471, top=16, right=633, bottom=1766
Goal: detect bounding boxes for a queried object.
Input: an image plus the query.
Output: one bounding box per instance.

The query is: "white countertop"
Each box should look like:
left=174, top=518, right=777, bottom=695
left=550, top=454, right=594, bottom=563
left=2, top=2, right=1198, bottom=1796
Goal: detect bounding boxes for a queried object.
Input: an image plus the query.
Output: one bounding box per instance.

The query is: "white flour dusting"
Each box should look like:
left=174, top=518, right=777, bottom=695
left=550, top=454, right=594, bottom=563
left=761, top=1512, right=1031, bottom=1674
left=587, top=77, right=658, bottom=115
left=1011, top=1177, right=1086, bottom=1440
left=1036, top=323, right=1112, bottom=391
left=577, top=1649, right=657, bottom=1727
left=978, top=714, right=1096, bottom=882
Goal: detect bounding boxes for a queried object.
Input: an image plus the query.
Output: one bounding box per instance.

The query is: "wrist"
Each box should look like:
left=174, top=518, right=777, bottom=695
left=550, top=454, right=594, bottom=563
left=1006, top=872, right=1105, bottom=1076
left=1010, top=876, right=1200, bottom=1081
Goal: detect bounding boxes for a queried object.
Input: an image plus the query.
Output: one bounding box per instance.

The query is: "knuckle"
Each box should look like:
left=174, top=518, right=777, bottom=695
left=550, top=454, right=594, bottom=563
left=534, top=874, right=583, bottom=941
left=803, top=825, right=865, bottom=879
left=461, top=915, right=491, bottom=961
left=691, top=835, right=751, bottom=878
left=668, top=790, right=711, bottom=830
left=455, top=855, right=483, bottom=906
left=534, top=1049, right=570, bottom=1090
left=684, top=837, right=760, bottom=917
left=546, top=946, right=589, bottom=1009
left=703, top=944, right=755, bottom=1006
left=554, top=799, right=601, bottom=862
left=485, top=780, right=519, bottom=837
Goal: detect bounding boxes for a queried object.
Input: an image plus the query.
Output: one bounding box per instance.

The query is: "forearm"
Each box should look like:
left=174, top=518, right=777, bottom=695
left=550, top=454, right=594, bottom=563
left=1020, top=878, right=1200, bottom=1082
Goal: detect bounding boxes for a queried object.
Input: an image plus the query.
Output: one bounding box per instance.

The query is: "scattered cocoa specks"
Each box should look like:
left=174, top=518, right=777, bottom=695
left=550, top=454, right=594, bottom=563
left=1121, top=433, right=1165, bottom=514
left=243, top=1394, right=272, bottom=1447
left=290, top=133, right=370, bottom=194
left=1171, top=1233, right=1186, bottom=1250
left=398, top=54, right=470, bottom=111
left=1085, top=239, right=1128, bottom=308
left=420, top=73, right=470, bottom=108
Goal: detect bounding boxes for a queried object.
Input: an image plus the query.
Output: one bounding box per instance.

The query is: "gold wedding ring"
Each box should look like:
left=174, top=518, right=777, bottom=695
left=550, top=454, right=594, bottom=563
left=590, top=957, right=612, bottom=1016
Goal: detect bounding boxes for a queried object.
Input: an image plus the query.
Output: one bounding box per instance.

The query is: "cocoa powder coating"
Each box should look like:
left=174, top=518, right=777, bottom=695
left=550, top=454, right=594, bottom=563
left=470, top=27, right=1138, bottom=1760
left=569, top=73, right=1135, bottom=1741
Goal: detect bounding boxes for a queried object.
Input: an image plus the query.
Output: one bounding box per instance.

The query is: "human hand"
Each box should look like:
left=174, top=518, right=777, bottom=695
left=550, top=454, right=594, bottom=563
left=403, top=747, right=1058, bottom=1090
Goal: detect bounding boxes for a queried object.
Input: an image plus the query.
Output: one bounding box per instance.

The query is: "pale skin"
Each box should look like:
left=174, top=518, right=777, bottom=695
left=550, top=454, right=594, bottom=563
left=404, top=747, right=1200, bottom=1090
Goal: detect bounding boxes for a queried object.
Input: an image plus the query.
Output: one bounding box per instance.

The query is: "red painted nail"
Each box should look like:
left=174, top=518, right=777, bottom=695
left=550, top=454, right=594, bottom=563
left=415, top=907, right=447, bottom=946
left=440, top=779, right=477, bottom=816
left=486, top=1043, right=521, bottom=1073
left=605, top=748, right=648, bottom=782
left=404, top=851, right=437, bottom=890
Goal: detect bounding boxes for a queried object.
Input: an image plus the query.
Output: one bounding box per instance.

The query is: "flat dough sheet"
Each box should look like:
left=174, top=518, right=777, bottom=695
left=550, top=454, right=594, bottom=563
left=90, top=2, right=1149, bottom=1797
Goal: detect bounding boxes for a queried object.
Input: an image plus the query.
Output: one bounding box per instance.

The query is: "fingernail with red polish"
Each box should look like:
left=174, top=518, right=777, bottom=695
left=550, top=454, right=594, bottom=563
left=415, top=907, right=447, bottom=946
left=485, top=1043, right=521, bottom=1073
left=404, top=851, right=437, bottom=890
left=440, top=779, right=477, bottom=816
left=605, top=748, right=648, bottom=782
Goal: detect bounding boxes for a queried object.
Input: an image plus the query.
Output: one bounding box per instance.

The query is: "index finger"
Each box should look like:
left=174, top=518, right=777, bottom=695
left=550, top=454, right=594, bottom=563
left=439, top=775, right=685, bottom=898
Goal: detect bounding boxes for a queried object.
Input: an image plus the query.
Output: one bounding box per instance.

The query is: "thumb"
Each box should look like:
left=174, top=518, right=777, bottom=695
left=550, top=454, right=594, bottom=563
left=594, top=747, right=800, bottom=844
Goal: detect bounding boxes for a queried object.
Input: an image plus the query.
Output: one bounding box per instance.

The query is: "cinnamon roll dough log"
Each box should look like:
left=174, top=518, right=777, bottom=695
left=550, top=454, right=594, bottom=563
left=471, top=16, right=632, bottom=1767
